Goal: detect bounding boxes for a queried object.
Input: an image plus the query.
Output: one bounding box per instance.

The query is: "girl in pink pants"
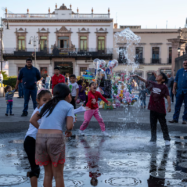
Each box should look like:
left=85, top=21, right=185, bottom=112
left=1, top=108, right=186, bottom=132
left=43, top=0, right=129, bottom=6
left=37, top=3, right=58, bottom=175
left=79, top=82, right=111, bottom=137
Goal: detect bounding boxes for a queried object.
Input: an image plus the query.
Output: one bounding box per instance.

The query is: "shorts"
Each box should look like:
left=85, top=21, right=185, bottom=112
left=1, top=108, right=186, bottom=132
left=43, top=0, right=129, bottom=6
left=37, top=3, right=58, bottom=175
left=35, top=133, right=65, bottom=167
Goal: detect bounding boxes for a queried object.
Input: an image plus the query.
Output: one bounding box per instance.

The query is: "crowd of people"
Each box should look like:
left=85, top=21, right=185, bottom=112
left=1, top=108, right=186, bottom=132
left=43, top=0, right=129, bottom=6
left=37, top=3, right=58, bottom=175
left=2, top=57, right=187, bottom=187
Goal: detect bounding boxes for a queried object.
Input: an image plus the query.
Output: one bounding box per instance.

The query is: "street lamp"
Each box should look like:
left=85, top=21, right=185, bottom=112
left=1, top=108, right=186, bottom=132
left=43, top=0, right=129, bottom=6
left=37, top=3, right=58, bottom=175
left=0, top=17, right=10, bottom=87
left=178, top=47, right=181, bottom=57
left=28, top=36, right=40, bottom=67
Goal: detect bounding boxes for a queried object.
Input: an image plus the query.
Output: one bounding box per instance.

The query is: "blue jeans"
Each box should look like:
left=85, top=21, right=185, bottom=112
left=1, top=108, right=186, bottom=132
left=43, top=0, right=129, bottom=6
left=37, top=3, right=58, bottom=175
left=23, top=88, right=37, bottom=113
left=45, top=83, right=49, bottom=89
left=173, top=91, right=187, bottom=121
left=169, top=88, right=174, bottom=102
left=141, top=99, right=146, bottom=107
left=18, top=83, right=24, bottom=97
left=6, top=101, right=13, bottom=114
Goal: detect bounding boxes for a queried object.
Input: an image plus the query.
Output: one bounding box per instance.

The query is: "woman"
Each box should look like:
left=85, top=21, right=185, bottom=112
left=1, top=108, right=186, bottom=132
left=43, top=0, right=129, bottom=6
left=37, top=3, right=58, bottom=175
left=77, top=80, right=87, bottom=103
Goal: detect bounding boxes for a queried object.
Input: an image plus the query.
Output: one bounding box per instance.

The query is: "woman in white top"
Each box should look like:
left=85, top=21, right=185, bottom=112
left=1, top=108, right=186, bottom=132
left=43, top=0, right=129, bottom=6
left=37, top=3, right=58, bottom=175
left=30, top=83, right=74, bottom=187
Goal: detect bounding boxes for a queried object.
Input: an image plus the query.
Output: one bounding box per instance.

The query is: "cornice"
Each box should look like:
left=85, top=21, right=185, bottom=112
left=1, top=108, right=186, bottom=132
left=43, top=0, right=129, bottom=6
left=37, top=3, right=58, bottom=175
left=3, top=19, right=113, bottom=23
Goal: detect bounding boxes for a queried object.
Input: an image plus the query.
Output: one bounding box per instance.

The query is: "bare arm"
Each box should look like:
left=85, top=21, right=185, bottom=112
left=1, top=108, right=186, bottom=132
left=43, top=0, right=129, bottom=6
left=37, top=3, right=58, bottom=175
left=75, top=88, right=79, bottom=100
left=167, top=95, right=171, bottom=112
left=15, top=80, right=20, bottom=90
left=173, top=82, right=177, bottom=95
left=29, top=111, right=40, bottom=129
left=66, top=116, right=74, bottom=130
left=131, top=75, right=147, bottom=83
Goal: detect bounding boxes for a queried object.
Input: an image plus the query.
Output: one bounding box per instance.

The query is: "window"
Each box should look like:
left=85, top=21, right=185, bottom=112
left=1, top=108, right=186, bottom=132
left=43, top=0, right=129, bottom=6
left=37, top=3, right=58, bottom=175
left=80, top=36, right=87, bottom=51
left=80, top=67, right=87, bottom=75
left=119, top=47, right=127, bottom=63
left=40, top=36, right=47, bottom=51
left=18, top=36, right=25, bottom=51
left=169, top=47, right=172, bottom=64
left=40, top=67, right=48, bottom=78
left=136, top=47, right=143, bottom=59
left=160, top=69, right=171, bottom=74
left=58, top=37, right=69, bottom=48
left=98, top=36, right=105, bottom=51
left=152, top=47, right=159, bottom=59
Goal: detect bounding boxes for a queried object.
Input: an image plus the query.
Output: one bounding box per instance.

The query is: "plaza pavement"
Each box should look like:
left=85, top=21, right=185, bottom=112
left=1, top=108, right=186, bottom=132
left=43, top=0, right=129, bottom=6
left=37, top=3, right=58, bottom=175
left=0, top=91, right=186, bottom=133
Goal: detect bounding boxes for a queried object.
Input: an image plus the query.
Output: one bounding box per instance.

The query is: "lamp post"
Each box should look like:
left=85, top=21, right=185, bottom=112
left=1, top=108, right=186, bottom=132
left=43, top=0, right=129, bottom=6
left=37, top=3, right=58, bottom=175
left=177, top=47, right=181, bottom=57
left=28, top=36, right=40, bottom=67
left=0, top=17, right=9, bottom=87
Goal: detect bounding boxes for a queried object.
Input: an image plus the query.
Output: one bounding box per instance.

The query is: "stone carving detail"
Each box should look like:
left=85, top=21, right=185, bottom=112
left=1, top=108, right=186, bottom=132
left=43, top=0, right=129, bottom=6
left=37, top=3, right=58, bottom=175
left=18, top=28, right=24, bottom=31
left=57, top=26, right=70, bottom=32
left=41, top=28, right=46, bottom=31
left=99, top=28, right=104, bottom=31
left=81, top=28, right=86, bottom=31
left=59, top=4, right=68, bottom=10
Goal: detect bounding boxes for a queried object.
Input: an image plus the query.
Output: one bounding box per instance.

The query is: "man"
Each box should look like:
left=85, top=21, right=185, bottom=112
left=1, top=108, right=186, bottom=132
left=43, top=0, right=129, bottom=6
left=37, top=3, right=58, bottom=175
left=51, top=67, right=65, bottom=92
left=15, top=58, right=41, bottom=116
left=167, top=73, right=174, bottom=103
left=45, top=74, right=51, bottom=89
left=169, top=59, right=187, bottom=124
left=0, top=72, right=3, bottom=86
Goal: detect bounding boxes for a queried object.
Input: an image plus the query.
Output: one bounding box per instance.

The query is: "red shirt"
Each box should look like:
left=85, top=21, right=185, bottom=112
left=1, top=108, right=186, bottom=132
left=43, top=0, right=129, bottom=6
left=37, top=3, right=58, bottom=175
left=146, top=81, right=169, bottom=114
left=86, top=91, right=108, bottom=109
left=52, top=74, right=65, bottom=91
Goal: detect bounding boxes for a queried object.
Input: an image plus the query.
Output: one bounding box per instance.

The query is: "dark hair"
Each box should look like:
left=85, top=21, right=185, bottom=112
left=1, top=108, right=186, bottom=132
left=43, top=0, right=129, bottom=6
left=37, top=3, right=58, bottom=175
left=160, top=72, right=168, bottom=84
left=26, top=58, right=32, bottom=62
left=5, top=85, right=11, bottom=92
left=77, top=80, right=83, bottom=85
left=39, top=83, right=70, bottom=118
left=70, top=74, right=76, bottom=78
left=89, top=82, right=95, bottom=87
left=37, top=90, right=51, bottom=100
left=54, top=67, right=60, bottom=70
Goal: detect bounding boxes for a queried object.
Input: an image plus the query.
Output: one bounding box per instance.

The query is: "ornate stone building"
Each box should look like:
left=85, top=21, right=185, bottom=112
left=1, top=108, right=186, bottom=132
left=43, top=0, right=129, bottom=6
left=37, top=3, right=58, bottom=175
left=2, top=4, right=113, bottom=77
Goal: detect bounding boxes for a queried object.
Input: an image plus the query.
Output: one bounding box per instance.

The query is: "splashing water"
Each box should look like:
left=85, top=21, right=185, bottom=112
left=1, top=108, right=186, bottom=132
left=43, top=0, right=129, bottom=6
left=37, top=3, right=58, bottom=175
left=114, top=28, right=141, bottom=73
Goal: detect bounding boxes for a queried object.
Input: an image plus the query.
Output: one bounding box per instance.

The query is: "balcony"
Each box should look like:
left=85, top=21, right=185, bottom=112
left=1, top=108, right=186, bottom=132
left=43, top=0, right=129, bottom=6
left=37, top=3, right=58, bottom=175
left=135, top=58, right=144, bottom=64
left=3, top=48, right=113, bottom=59
left=151, top=58, right=161, bottom=64
left=167, top=58, right=172, bottom=64
left=118, top=58, right=127, bottom=64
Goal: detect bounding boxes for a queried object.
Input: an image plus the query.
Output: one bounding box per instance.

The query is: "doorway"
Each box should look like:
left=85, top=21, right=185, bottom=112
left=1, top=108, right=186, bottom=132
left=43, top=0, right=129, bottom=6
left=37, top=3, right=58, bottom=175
left=54, top=62, right=73, bottom=76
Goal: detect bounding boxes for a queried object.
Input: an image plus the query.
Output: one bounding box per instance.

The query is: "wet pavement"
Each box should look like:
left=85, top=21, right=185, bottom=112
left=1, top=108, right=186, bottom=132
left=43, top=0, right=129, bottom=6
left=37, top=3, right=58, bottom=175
left=1, top=129, right=187, bottom=187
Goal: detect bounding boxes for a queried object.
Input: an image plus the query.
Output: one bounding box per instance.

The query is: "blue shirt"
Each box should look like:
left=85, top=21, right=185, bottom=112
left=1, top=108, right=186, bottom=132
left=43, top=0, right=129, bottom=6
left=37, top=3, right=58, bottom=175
left=18, top=65, right=41, bottom=89
left=39, top=100, right=74, bottom=131
left=175, top=68, right=187, bottom=94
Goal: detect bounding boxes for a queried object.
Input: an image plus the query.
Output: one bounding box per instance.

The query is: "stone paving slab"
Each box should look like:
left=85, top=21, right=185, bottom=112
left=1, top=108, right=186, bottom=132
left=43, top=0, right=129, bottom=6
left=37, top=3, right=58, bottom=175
left=0, top=92, right=185, bottom=133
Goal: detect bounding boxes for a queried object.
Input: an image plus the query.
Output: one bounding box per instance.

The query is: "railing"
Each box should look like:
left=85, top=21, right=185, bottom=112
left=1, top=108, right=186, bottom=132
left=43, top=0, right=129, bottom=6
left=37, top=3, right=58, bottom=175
left=167, top=58, right=172, bottom=64
left=151, top=58, right=161, bottom=64
left=6, top=14, right=27, bottom=18
left=135, top=58, right=144, bottom=64
left=3, top=48, right=113, bottom=57
left=71, top=14, right=110, bottom=18
left=29, top=14, right=49, bottom=18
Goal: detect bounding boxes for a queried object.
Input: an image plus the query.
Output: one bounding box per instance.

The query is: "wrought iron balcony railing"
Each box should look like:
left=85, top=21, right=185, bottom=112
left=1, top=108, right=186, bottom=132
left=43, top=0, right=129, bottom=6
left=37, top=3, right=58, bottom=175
left=151, top=58, right=161, bottom=64
left=167, top=58, right=172, bottom=64
left=135, top=58, right=144, bottom=64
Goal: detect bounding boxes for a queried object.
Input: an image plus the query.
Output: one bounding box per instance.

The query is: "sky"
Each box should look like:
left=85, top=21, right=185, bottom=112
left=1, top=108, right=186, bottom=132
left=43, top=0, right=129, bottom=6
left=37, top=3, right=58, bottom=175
left=0, top=0, right=186, bottom=29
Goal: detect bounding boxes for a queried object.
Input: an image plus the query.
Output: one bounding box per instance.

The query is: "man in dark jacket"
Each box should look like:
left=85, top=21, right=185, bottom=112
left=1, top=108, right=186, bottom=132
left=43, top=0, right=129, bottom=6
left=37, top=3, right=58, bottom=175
left=15, top=58, right=41, bottom=116
left=167, top=73, right=174, bottom=103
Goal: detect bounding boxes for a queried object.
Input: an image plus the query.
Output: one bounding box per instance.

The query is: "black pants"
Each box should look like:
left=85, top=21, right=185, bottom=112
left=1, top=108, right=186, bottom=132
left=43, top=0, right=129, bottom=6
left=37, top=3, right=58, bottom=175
left=24, top=136, right=40, bottom=178
left=150, top=111, right=170, bottom=142
left=71, top=96, right=76, bottom=109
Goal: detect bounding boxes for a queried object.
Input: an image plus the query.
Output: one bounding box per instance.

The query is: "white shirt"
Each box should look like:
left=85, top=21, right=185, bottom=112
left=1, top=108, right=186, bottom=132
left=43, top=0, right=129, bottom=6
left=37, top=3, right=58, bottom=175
left=68, top=82, right=79, bottom=97
left=25, top=108, right=41, bottom=140
left=0, top=74, right=3, bottom=82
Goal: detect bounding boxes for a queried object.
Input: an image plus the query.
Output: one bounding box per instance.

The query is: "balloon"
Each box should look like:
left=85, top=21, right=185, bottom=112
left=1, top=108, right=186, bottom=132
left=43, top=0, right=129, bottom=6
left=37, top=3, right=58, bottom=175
left=125, top=92, right=130, bottom=97
left=93, top=58, right=100, bottom=68
left=99, top=59, right=106, bottom=70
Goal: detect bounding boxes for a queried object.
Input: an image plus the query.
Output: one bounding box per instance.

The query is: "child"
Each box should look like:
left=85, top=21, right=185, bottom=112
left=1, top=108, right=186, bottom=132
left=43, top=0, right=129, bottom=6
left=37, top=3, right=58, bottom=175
left=51, top=67, right=65, bottom=92
left=29, top=83, right=74, bottom=187
left=79, top=82, right=111, bottom=137
left=68, top=74, right=79, bottom=109
left=24, top=89, right=52, bottom=187
left=5, top=85, right=16, bottom=116
left=139, top=85, right=147, bottom=109
left=131, top=72, right=171, bottom=146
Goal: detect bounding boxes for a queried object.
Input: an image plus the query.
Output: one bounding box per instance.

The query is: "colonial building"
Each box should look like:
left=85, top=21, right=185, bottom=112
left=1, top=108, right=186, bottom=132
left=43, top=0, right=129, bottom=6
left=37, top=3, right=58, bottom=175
left=2, top=4, right=113, bottom=77
left=113, top=25, right=181, bottom=79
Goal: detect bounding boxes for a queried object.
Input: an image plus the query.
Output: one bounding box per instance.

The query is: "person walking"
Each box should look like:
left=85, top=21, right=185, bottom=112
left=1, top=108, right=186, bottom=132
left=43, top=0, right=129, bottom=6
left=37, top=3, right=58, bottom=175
left=15, top=58, right=41, bottom=117
left=167, top=73, right=174, bottom=103
left=45, top=74, right=51, bottom=89
left=17, top=72, right=24, bottom=98
left=169, top=59, right=187, bottom=124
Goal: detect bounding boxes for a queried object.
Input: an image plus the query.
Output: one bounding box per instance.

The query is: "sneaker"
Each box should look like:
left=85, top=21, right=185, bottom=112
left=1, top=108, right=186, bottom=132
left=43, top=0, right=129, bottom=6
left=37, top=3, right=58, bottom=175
left=168, top=120, right=178, bottom=123
left=10, top=114, right=14, bottom=116
left=5, top=113, right=8, bottom=116
left=102, top=131, right=111, bottom=137
left=165, top=141, right=170, bottom=146
left=182, top=121, right=187, bottom=125
left=79, top=130, right=85, bottom=136
left=21, top=112, right=28, bottom=117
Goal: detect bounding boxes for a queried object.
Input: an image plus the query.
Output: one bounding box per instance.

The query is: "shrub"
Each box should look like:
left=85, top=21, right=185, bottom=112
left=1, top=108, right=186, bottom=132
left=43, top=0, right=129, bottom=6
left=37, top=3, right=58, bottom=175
left=3, top=76, right=17, bottom=88
left=0, top=71, right=8, bottom=80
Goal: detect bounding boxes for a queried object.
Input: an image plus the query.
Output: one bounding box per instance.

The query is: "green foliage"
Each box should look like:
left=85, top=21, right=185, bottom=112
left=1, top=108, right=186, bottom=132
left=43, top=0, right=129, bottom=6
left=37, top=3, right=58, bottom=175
left=3, top=76, right=17, bottom=88
left=0, top=71, right=8, bottom=80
